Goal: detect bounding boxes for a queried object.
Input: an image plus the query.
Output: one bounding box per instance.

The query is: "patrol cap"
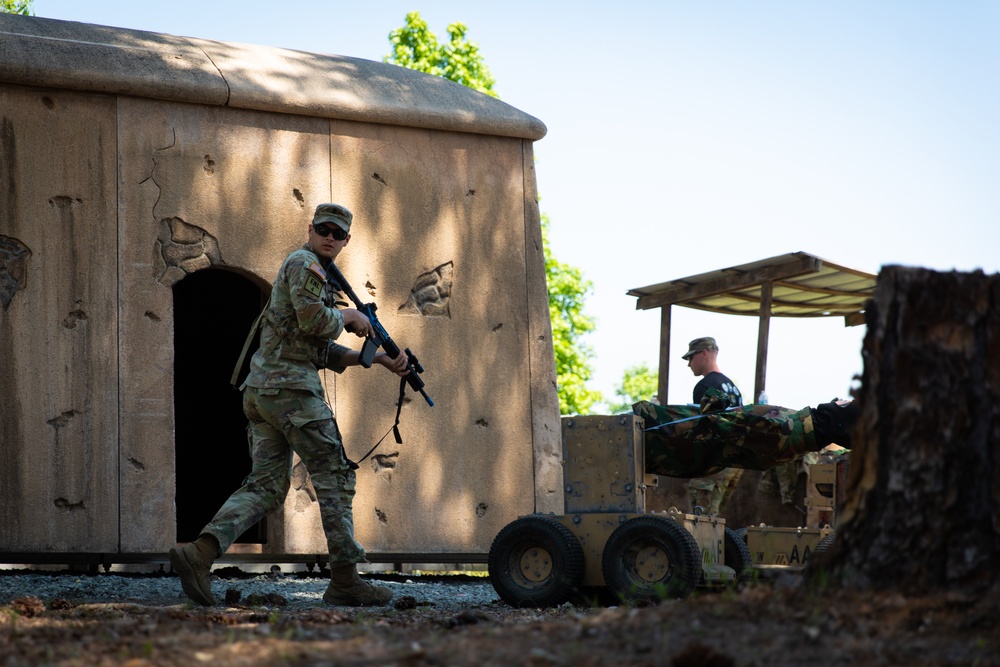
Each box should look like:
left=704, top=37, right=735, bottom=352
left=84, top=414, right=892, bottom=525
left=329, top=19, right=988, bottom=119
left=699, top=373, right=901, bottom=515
left=682, top=336, right=718, bottom=360
left=312, top=203, right=353, bottom=233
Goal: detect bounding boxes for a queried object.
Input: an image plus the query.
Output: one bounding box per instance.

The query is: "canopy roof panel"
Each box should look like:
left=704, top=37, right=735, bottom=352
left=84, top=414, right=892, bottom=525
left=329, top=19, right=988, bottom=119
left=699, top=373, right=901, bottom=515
left=627, top=252, right=876, bottom=326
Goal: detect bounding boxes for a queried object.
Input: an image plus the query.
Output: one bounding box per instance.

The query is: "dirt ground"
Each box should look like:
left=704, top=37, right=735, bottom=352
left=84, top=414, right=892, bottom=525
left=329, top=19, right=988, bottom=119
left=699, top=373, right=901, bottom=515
left=2, top=575, right=997, bottom=667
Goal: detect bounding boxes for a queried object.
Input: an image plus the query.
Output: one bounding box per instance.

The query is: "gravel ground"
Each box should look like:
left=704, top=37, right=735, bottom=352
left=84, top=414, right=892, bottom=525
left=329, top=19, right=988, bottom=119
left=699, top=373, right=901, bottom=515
left=0, top=567, right=498, bottom=611
left=3, top=567, right=998, bottom=667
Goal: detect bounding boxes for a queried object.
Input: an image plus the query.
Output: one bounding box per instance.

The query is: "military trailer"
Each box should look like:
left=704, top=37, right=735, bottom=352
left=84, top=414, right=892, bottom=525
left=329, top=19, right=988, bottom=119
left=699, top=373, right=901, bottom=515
left=488, top=415, right=752, bottom=607
left=744, top=449, right=847, bottom=569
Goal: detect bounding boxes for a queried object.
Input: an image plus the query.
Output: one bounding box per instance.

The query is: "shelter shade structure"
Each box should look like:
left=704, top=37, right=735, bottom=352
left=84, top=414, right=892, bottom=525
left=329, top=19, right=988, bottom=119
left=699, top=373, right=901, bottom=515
left=627, top=252, right=877, bottom=405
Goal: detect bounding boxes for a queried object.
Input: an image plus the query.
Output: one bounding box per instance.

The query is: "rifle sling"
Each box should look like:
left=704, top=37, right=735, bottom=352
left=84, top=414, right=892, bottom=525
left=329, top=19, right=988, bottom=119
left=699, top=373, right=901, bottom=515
left=230, top=299, right=271, bottom=388
left=353, top=375, right=407, bottom=466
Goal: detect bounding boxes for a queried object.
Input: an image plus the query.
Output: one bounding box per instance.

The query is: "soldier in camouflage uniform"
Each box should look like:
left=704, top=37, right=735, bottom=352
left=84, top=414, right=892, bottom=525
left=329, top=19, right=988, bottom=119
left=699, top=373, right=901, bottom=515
left=170, top=203, right=409, bottom=607
left=634, top=388, right=858, bottom=480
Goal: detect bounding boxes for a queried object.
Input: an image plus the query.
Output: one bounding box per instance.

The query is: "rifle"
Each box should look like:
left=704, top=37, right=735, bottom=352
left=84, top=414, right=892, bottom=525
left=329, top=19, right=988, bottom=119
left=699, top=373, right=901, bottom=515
left=326, top=262, right=434, bottom=407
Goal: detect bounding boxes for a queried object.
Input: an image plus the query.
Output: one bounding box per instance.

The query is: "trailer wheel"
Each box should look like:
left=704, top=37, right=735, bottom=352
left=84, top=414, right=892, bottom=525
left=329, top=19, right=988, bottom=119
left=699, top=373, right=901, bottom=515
left=724, top=526, right=753, bottom=584
left=488, top=516, right=584, bottom=608
left=601, top=515, right=702, bottom=602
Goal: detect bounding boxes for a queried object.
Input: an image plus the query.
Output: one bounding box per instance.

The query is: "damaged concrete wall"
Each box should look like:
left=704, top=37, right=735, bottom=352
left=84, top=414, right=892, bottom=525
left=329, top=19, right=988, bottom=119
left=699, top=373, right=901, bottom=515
left=0, top=85, right=119, bottom=551
left=0, top=14, right=559, bottom=559
left=116, top=99, right=333, bottom=552
left=329, top=121, right=537, bottom=554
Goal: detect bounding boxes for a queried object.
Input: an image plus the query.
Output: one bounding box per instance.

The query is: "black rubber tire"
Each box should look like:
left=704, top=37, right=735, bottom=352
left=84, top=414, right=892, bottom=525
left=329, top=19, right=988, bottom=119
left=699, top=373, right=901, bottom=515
left=724, top=526, right=753, bottom=584
left=488, top=516, right=585, bottom=608
left=601, top=515, right=702, bottom=603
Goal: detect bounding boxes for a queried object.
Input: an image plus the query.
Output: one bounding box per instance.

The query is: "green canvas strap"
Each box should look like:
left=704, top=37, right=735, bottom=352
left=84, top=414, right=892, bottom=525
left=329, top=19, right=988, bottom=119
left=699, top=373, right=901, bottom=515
left=230, top=299, right=270, bottom=388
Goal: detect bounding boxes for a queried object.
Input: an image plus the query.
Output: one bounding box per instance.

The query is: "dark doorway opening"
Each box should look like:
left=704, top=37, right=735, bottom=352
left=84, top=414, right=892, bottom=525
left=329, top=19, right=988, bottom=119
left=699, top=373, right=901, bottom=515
left=173, top=268, right=267, bottom=544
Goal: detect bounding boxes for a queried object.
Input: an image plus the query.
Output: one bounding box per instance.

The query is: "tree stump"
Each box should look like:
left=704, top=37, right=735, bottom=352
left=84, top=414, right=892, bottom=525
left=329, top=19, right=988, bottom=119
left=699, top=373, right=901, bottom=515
left=826, top=266, right=1000, bottom=594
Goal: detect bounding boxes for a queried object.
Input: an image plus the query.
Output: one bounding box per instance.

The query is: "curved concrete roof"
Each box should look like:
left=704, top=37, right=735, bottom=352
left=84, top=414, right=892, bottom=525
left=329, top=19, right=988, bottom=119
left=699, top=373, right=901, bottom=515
left=0, top=14, right=547, bottom=140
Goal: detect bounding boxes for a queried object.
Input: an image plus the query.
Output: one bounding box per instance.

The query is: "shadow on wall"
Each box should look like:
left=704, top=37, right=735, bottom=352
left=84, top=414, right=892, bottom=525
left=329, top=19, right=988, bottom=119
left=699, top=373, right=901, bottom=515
left=173, top=267, right=266, bottom=543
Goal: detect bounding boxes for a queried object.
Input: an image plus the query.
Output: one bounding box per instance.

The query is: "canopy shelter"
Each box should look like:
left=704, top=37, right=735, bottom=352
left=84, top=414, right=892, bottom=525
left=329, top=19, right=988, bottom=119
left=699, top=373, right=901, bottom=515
left=627, top=251, right=876, bottom=405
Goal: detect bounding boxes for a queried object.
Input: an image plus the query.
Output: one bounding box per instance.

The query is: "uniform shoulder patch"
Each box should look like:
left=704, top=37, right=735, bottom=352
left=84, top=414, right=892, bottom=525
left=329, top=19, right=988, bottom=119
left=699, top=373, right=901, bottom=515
left=307, top=261, right=327, bottom=281
left=303, top=261, right=327, bottom=299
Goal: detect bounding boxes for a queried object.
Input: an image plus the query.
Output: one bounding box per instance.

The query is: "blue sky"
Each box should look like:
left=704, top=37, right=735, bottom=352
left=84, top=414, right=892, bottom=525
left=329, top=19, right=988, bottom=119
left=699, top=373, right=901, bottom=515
left=35, top=1, right=1000, bottom=410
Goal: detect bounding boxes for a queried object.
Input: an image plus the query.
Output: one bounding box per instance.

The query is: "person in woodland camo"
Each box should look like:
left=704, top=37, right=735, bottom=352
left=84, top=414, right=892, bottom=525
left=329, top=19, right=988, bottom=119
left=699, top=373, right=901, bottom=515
left=635, top=388, right=859, bottom=480
left=170, top=203, right=409, bottom=607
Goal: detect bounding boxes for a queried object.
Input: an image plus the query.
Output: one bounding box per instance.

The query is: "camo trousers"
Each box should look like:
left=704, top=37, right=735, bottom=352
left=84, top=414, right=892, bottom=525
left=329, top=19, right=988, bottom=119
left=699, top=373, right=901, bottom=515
left=687, top=467, right=744, bottom=514
left=202, top=387, right=366, bottom=564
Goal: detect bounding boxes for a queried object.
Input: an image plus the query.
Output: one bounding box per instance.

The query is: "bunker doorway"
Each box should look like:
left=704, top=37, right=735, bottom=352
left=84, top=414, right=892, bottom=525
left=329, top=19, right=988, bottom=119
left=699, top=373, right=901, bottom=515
left=173, top=268, right=268, bottom=544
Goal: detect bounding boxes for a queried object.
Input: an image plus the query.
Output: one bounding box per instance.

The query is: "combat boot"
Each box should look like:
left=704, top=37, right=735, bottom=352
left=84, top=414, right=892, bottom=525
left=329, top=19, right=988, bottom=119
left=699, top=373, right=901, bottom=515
left=323, top=562, right=392, bottom=606
left=169, top=534, right=219, bottom=606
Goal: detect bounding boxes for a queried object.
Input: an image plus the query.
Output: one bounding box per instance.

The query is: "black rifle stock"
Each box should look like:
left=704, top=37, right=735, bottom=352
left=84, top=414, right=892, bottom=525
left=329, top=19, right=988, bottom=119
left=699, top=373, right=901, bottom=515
left=326, top=263, right=434, bottom=407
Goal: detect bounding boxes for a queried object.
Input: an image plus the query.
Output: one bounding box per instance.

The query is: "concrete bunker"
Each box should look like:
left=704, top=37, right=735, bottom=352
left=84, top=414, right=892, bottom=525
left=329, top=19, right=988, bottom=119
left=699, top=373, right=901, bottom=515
left=0, top=13, right=560, bottom=564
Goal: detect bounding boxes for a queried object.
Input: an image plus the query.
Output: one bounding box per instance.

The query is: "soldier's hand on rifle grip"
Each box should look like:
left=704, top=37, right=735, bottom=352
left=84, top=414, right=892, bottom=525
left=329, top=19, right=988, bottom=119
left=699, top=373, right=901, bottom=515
left=342, top=308, right=374, bottom=339
left=375, top=350, right=410, bottom=377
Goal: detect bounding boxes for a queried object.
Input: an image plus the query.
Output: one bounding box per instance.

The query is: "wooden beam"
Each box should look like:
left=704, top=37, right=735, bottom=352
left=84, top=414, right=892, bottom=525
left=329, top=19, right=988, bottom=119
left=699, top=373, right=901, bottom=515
left=754, top=281, right=773, bottom=402
left=634, top=254, right=822, bottom=311
left=844, top=312, right=867, bottom=327
left=657, top=306, right=671, bottom=406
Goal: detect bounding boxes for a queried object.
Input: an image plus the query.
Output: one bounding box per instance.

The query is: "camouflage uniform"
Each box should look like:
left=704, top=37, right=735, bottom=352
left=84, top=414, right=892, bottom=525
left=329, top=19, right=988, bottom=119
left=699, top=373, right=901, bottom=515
left=201, top=244, right=366, bottom=563
left=634, top=389, right=823, bottom=480
left=688, top=467, right=744, bottom=515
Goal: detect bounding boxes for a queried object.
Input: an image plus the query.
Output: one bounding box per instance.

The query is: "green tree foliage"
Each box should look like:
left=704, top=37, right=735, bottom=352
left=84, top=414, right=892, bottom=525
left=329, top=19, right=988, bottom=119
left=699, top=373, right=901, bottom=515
left=0, top=0, right=33, bottom=15
left=541, top=214, right=601, bottom=414
left=607, top=363, right=659, bottom=414
left=385, top=12, right=498, bottom=98
left=385, top=12, right=600, bottom=414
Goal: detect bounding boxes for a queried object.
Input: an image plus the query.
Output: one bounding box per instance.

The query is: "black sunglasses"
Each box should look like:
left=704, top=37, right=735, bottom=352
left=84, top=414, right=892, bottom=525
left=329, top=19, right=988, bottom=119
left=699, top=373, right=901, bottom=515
left=314, top=224, right=348, bottom=241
